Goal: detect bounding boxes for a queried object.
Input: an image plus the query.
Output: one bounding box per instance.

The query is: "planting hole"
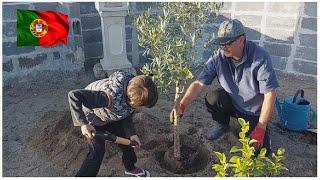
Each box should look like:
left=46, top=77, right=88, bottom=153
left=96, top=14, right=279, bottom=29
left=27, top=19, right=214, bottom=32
left=155, top=136, right=210, bottom=174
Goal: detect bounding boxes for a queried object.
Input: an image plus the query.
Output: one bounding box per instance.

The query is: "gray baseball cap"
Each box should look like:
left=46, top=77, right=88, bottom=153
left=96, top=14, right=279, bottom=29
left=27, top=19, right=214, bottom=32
left=212, top=19, right=245, bottom=45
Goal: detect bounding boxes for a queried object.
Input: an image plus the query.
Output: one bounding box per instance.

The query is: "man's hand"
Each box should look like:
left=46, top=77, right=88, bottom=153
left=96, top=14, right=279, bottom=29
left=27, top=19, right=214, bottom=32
left=81, top=124, right=96, bottom=139
left=249, top=124, right=266, bottom=148
left=130, top=135, right=141, bottom=148
left=250, top=90, right=275, bottom=148
left=169, top=103, right=185, bottom=124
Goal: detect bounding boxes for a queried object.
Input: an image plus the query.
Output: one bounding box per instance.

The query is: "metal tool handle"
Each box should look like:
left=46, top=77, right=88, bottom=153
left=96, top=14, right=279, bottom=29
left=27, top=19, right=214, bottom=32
left=92, top=131, right=117, bottom=142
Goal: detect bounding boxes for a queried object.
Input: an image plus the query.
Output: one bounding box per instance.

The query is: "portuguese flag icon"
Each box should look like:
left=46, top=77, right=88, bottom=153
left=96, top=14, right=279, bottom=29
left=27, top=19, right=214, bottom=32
left=17, top=9, right=69, bottom=46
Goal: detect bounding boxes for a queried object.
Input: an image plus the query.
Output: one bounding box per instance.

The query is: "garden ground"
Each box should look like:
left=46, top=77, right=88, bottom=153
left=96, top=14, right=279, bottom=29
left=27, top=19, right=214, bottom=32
left=2, top=69, right=317, bottom=177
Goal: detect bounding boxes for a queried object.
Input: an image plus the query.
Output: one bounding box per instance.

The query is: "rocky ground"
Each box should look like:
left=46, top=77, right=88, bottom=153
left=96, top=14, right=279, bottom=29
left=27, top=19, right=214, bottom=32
left=2, top=69, right=317, bottom=177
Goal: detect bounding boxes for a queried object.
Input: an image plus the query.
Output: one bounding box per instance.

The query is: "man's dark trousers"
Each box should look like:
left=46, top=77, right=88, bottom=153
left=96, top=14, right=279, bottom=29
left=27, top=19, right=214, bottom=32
left=75, top=117, right=137, bottom=177
left=205, top=88, right=271, bottom=153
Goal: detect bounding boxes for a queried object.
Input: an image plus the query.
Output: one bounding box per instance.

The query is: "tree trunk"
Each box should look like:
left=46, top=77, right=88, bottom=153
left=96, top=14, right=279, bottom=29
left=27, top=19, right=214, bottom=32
left=173, top=85, right=182, bottom=159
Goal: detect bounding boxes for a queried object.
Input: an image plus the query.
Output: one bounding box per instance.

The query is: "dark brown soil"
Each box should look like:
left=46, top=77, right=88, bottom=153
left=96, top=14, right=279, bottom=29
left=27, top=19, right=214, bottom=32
left=157, top=134, right=210, bottom=174
left=2, top=71, right=317, bottom=177
left=162, top=144, right=207, bottom=174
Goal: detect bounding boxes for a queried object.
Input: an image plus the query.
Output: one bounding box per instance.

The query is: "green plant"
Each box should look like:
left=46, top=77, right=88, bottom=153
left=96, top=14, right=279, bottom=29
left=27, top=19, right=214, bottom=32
left=212, top=118, right=288, bottom=177
left=133, top=2, right=223, bottom=159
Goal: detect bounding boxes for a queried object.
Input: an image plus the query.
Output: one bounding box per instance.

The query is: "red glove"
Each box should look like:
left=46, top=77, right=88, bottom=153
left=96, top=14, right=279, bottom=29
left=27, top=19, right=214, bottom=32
left=249, top=126, right=265, bottom=148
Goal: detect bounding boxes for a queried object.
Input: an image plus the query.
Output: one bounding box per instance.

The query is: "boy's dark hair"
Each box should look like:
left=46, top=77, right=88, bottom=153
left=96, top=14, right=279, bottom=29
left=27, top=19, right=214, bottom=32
left=127, top=75, right=158, bottom=108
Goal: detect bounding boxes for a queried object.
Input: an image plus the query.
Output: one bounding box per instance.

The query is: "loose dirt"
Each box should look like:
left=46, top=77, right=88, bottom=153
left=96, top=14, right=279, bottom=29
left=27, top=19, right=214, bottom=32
left=2, top=70, right=317, bottom=177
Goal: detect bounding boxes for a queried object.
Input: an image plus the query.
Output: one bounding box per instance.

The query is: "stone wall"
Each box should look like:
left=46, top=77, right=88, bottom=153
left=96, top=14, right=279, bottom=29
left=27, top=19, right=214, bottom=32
left=2, top=2, right=317, bottom=84
left=220, top=2, right=317, bottom=76
left=2, top=2, right=85, bottom=83
left=77, top=2, right=155, bottom=71
left=125, top=2, right=317, bottom=77
left=78, top=2, right=103, bottom=70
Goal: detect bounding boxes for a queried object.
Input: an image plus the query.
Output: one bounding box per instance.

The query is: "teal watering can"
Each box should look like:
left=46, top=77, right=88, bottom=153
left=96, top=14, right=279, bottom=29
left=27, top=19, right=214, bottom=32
left=275, top=89, right=316, bottom=131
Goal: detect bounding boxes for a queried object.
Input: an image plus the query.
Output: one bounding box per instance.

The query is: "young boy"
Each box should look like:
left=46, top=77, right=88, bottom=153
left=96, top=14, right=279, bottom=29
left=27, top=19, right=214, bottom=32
left=68, top=71, right=158, bottom=177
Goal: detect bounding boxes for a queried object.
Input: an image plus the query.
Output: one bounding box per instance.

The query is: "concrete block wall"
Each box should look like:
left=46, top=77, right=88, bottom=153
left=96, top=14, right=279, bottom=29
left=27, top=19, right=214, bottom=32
left=125, top=2, right=317, bottom=77
left=78, top=2, right=103, bottom=70
left=78, top=2, right=158, bottom=70
left=3, top=2, right=316, bottom=84
left=126, top=2, right=160, bottom=67
left=218, top=2, right=317, bottom=77
left=2, top=2, right=85, bottom=83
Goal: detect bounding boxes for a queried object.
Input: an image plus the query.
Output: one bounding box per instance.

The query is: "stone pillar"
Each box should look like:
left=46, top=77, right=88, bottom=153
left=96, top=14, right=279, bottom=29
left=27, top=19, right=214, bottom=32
left=94, top=2, right=136, bottom=78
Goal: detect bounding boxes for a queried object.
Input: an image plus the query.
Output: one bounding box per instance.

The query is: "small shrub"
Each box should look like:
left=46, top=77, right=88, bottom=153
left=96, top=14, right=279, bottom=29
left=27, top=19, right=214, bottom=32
left=212, top=118, right=288, bottom=177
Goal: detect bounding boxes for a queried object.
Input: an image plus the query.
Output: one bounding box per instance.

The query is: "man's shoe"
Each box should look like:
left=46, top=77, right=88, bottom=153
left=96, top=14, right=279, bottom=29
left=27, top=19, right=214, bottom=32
left=125, top=166, right=151, bottom=177
left=206, top=122, right=228, bottom=140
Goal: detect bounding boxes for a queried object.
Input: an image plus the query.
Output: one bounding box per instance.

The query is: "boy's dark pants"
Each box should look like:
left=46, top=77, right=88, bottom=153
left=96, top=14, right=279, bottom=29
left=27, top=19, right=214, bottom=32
left=205, top=88, right=271, bottom=153
left=75, top=117, right=137, bottom=177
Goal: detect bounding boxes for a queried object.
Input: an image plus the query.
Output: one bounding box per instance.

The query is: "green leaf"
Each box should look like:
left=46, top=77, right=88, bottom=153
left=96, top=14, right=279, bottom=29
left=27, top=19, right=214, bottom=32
left=239, top=138, right=249, bottom=146
left=254, top=160, right=265, bottom=168
left=259, top=148, right=267, bottom=158
left=216, top=172, right=226, bottom=177
left=229, top=155, right=241, bottom=163
left=282, top=166, right=289, bottom=171
left=212, top=164, right=222, bottom=170
left=241, top=123, right=250, bottom=133
left=214, top=151, right=226, bottom=164
left=277, top=147, right=285, bottom=156
left=238, top=118, right=245, bottom=127
left=239, top=132, right=245, bottom=139
left=181, top=67, right=193, bottom=79
left=252, top=169, right=267, bottom=177
left=230, top=146, right=242, bottom=153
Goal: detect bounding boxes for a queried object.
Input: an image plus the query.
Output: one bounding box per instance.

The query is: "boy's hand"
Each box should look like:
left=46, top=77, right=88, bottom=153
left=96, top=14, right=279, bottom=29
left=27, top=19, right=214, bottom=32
left=130, top=135, right=141, bottom=148
left=81, top=124, right=96, bottom=139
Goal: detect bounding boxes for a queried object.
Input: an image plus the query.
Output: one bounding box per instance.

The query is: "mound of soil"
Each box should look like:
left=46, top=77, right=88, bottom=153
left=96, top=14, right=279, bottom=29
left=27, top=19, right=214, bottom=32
left=3, top=71, right=317, bottom=177
left=26, top=110, right=119, bottom=175
left=26, top=111, right=85, bottom=171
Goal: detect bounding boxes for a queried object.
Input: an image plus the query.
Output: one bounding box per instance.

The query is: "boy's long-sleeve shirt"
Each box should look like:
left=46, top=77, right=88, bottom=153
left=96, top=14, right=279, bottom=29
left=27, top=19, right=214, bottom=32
left=68, top=89, right=136, bottom=137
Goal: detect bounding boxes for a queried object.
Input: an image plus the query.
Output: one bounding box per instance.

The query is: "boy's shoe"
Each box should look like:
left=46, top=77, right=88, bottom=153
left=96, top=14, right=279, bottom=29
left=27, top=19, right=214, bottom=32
left=125, top=166, right=151, bottom=177
left=206, top=122, right=228, bottom=140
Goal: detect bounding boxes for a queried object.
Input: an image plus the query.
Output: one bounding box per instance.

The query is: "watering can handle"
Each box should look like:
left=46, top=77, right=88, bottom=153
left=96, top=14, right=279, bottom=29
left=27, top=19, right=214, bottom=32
left=310, top=108, right=317, bottom=122
left=293, top=89, right=304, bottom=103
